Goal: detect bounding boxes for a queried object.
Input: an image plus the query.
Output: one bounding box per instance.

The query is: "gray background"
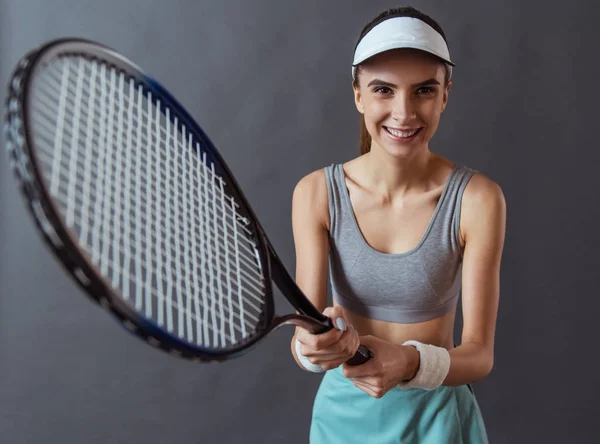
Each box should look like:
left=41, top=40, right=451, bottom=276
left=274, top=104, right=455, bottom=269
left=1, top=0, right=598, bottom=443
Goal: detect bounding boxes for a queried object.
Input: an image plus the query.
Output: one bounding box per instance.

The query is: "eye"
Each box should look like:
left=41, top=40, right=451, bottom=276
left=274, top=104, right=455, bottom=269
left=373, top=86, right=393, bottom=95
left=417, top=86, right=436, bottom=95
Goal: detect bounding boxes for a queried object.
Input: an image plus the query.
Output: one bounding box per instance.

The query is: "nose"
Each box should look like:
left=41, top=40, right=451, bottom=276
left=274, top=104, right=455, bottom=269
left=391, top=92, right=416, bottom=123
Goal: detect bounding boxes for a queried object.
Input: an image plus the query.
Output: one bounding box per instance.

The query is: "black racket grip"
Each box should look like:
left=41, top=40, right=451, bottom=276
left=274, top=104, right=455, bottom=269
left=346, top=345, right=372, bottom=366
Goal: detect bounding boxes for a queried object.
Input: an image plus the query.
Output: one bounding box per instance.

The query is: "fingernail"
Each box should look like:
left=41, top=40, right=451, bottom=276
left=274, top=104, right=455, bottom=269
left=335, top=318, right=347, bottom=331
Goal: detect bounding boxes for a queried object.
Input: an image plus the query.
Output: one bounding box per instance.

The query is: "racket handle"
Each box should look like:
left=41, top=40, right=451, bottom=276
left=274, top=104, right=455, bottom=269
left=346, top=345, right=372, bottom=366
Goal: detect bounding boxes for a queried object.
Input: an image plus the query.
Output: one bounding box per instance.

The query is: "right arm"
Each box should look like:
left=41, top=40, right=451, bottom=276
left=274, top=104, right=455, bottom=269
left=289, top=169, right=358, bottom=371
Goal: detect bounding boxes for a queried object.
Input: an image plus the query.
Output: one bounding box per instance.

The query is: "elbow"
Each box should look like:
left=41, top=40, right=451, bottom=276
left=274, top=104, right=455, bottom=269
left=469, top=346, right=494, bottom=382
left=483, top=356, right=494, bottom=379
left=468, top=357, right=493, bottom=384
left=479, top=351, right=494, bottom=380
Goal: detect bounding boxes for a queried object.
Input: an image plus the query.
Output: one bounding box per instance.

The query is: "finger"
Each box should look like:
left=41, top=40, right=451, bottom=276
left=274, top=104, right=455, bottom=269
left=322, top=306, right=348, bottom=333
left=313, top=328, right=346, bottom=350
left=351, top=380, right=378, bottom=397
left=308, top=350, right=356, bottom=366
left=302, top=337, right=359, bottom=359
left=355, top=334, right=381, bottom=353
left=351, top=379, right=378, bottom=391
left=327, top=305, right=348, bottom=332
left=351, top=380, right=388, bottom=399
left=296, top=327, right=344, bottom=350
left=346, top=375, right=382, bottom=388
left=311, top=328, right=359, bottom=357
left=338, top=330, right=361, bottom=360
left=298, top=338, right=354, bottom=360
left=342, top=356, right=378, bottom=378
left=322, top=306, right=334, bottom=317
left=316, top=358, right=347, bottom=371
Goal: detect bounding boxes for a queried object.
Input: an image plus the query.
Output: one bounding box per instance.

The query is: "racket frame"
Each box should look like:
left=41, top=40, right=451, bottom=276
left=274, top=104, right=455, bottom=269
left=4, top=38, right=368, bottom=364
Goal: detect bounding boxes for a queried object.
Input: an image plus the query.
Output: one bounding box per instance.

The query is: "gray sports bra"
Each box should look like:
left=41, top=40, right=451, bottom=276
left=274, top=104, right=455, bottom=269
left=324, top=163, right=476, bottom=324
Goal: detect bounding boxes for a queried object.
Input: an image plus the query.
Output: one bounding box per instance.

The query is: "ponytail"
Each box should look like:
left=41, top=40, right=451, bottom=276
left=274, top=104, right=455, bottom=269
left=359, top=115, right=371, bottom=155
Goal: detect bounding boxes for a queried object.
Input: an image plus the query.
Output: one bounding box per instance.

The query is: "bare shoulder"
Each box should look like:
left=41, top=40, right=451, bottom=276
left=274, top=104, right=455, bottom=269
left=292, top=168, right=330, bottom=230
left=463, top=172, right=505, bottom=206
left=460, top=171, right=506, bottom=245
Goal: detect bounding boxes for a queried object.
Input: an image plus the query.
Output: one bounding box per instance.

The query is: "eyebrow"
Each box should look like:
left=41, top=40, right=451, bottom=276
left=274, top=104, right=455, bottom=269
left=367, top=78, right=441, bottom=88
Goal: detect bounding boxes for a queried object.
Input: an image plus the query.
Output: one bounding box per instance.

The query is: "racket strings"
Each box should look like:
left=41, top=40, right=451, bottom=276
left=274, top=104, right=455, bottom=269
left=39, top=61, right=220, bottom=161
left=38, top=105, right=265, bottom=294
left=29, top=55, right=267, bottom=349
left=33, top=162, right=263, bottom=281
left=33, top=66, right=254, bottom=237
left=100, top=254, right=262, bottom=327
left=47, top=198, right=266, bottom=293
left=33, top=73, right=259, bottom=270
left=34, top=159, right=260, bottom=271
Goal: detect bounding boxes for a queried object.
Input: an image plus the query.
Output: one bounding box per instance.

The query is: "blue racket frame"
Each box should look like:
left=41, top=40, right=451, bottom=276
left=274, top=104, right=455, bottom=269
left=3, top=38, right=370, bottom=365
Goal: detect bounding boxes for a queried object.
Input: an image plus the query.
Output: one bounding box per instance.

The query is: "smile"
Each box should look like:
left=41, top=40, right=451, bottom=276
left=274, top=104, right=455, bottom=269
left=384, top=126, right=422, bottom=140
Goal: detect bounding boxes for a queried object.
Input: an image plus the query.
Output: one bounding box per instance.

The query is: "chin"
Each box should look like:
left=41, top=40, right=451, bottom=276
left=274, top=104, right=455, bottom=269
left=377, top=136, right=426, bottom=159
left=385, top=147, right=420, bottom=159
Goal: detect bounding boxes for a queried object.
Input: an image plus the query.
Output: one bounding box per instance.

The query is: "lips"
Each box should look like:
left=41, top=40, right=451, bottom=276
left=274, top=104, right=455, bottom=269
left=384, top=126, right=422, bottom=140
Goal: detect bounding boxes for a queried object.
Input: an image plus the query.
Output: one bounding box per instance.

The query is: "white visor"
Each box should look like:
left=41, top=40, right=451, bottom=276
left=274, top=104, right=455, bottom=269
left=352, top=16, right=454, bottom=79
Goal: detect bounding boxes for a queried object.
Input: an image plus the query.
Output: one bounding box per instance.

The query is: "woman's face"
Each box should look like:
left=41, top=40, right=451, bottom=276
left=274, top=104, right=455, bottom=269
left=354, top=48, right=450, bottom=158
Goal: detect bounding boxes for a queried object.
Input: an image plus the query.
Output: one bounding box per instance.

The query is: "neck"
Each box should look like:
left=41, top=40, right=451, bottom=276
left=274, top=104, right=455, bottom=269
left=362, top=145, right=437, bottom=199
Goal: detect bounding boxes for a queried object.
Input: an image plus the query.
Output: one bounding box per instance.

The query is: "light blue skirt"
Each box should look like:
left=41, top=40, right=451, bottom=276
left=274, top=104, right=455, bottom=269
left=310, top=366, right=488, bottom=444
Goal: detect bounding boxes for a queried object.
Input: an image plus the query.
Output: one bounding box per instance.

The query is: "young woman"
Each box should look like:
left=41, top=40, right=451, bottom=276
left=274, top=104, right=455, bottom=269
left=289, top=6, right=506, bottom=444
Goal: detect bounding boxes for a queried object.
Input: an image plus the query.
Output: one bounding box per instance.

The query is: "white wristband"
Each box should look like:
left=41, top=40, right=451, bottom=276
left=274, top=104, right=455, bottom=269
left=397, top=341, right=450, bottom=390
left=295, top=338, right=325, bottom=373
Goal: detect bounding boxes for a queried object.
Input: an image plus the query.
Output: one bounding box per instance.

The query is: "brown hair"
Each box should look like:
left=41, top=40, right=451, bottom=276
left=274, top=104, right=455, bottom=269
left=352, top=6, right=452, bottom=155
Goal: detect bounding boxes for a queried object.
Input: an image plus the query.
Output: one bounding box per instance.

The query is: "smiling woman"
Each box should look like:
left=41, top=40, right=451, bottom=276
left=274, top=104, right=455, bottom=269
left=289, top=5, right=506, bottom=444
left=354, top=49, right=450, bottom=159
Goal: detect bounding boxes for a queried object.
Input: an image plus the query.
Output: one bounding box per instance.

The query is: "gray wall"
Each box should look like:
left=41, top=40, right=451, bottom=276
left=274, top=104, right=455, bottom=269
left=1, top=0, right=599, bottom=443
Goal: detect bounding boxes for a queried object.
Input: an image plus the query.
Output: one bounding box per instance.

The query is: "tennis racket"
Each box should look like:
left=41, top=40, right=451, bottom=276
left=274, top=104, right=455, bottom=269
left=3, top=38, right=371, bottom=365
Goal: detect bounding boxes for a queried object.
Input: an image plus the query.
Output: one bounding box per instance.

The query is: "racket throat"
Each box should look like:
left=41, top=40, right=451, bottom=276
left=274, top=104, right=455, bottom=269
left=267, top=246, right=329, bottom=323
left=271, top=313, right=333, bottom=335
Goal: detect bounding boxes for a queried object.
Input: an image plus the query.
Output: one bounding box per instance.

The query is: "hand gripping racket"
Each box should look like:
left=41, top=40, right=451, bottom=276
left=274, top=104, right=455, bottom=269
left=3, top=38, right=371, bottom=365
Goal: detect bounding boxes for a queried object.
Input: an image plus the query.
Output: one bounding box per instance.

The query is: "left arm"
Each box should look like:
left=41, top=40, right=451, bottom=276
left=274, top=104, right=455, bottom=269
left=443, top=173, right=506, bottom=386
left=443, top=174, right=506, bottom=385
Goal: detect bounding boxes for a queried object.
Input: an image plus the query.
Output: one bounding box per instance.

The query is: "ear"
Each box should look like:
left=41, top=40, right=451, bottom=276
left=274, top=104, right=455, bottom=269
left=440, top=81, right=452, bottom=112
left=353, top=84, right=364, bottom=114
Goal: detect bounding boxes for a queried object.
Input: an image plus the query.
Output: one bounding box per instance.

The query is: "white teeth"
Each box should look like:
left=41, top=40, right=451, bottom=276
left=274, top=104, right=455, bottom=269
left=386, top=127, right=419, bottom=138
